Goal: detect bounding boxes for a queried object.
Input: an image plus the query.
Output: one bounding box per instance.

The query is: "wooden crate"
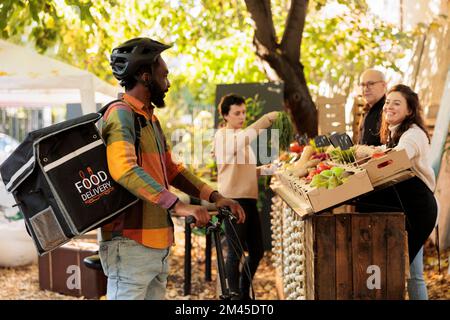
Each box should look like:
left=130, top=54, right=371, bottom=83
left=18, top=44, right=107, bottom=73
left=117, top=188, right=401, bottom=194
left=303, top=212, right=406, bottom=300
left=38, top=240, right=106, bottom=299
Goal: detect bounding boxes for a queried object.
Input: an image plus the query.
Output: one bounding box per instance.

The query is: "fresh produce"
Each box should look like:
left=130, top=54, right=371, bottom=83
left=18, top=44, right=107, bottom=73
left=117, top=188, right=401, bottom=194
left=306, top=169, right=319, bottom=181
left=330, top=166, right=344, bottom=176
left=279, top=152, right=290, bottom=162
left=316, top=162, right=331, bottom=173
left=289, top=141, right=303, bottom=153
left=309, top=172, right=329, bottom=188
left=285, top=158, right=319, bottom=178
left=304, top=158, right=321, bottom=168
left=304, top=162, right=331, bottom=181
left=294, top=145, right=315, bottom=168
left=273, top=112, right=294, bottom=151
left=327, top=146, right=356, bottom=164
left=354, top=144, right=384, bottom=160
left=309, top=167, right=351, bottom=190
left=311, top=152, right=328, bottom=161
left=291, top=167, right=308, bottom=178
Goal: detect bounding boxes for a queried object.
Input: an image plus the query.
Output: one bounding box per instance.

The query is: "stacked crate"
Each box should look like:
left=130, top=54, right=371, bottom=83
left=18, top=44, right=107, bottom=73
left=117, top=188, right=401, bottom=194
left=270, top=203, right=407, bottom=300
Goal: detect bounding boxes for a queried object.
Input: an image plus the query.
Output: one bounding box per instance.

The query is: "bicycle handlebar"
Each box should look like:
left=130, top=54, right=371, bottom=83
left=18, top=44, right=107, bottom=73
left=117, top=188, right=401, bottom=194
left=185, top=206, right=236, bottom=225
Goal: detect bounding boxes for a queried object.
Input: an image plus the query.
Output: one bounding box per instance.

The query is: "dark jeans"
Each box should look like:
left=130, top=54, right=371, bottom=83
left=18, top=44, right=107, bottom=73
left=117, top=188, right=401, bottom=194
left=355, top=177, right=437, bottom=263
left=224, top=198, right=264, bottom=299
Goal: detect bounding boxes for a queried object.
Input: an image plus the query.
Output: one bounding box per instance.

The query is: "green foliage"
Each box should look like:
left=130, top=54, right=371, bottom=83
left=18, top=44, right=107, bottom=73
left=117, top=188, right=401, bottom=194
left=244, top=94, right=264, bottom=127
left=272, top=112, right=294, bottom=151
left=301, top=0, right=412, bottom=97
left=1, top=0, right=416, bottom=116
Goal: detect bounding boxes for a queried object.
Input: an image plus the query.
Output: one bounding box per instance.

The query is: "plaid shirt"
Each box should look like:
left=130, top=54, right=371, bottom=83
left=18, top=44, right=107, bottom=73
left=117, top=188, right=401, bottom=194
left=99, top=93, right=214, bottom=248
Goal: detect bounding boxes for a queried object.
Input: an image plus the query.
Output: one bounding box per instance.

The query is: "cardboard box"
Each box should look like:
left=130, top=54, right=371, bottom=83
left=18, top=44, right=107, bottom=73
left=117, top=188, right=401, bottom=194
left=277, top=166, right=373, bottom=213
left=359, top=149, right=412, bottom=185
left=38, top=239, right=106, bottom=299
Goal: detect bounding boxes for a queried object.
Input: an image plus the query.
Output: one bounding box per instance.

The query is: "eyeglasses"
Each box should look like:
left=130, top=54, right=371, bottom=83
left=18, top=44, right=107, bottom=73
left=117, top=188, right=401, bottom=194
left=359, top=80, right=384, bottom=89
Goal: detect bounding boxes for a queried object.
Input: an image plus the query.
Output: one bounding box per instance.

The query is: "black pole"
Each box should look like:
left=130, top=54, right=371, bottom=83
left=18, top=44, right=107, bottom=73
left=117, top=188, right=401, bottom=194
left=205, top=231, right=212, bottom=281
left=184, top=218, right=192, bottom=296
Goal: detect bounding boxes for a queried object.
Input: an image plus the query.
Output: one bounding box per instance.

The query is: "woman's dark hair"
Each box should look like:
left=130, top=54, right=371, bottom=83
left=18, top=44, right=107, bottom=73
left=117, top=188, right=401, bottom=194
left=218, top=93, right=246, bottom=120
left=380, top=84, right=430, bottom=147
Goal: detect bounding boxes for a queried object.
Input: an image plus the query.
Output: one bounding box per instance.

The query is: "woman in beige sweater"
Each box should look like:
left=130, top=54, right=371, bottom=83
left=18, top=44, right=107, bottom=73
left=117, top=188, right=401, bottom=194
left=213, top=93, right=278, bottom=300
left=357, top=84, right=437, bottom=299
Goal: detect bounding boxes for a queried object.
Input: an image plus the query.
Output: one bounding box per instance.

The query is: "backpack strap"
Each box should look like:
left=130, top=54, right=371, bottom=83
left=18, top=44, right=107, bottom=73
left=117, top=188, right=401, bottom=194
left=134, top=114, right=147, bottom=166
left=99, top=99, right=148, bottom=165
left=97, top=99, right=122, bottom=115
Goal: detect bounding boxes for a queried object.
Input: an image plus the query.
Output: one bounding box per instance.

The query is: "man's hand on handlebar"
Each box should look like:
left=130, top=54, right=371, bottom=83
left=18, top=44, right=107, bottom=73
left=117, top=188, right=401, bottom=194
left=210, top=192, right=245, bottom=224
left=173, top=201, right=210, bottom=227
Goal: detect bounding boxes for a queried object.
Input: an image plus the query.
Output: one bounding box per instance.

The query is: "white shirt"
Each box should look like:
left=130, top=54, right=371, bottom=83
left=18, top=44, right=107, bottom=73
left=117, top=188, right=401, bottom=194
left=389, top=123, right=436, bottom=192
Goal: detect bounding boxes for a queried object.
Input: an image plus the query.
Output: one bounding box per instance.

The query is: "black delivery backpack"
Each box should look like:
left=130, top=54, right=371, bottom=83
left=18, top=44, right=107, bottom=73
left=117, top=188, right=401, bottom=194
left=0, top=100, right=141, bottom=255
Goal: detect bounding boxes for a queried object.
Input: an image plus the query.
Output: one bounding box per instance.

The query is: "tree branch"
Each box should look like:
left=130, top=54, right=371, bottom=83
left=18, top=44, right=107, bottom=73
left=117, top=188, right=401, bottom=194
left=244, top=0, right=277, bottom=51
left=280, top=0, right=308, bottom=63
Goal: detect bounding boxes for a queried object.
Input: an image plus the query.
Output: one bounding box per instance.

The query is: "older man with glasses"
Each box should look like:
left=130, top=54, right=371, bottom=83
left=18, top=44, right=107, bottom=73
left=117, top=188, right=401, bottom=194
left=357, top=69, right=387, bottom=146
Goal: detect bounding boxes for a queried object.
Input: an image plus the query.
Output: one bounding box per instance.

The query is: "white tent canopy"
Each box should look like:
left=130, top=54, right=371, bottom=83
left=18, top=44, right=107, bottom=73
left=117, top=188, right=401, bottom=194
left=0, top=39, right=120, bottom=114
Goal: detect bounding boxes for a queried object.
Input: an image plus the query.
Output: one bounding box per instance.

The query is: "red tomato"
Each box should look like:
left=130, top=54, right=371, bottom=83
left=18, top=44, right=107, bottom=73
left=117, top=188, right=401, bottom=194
left=316, top=162, right=331, bottom=173
left=307, top=169, right=319, bottom=180
left=290, top=142, right=302, bottom=153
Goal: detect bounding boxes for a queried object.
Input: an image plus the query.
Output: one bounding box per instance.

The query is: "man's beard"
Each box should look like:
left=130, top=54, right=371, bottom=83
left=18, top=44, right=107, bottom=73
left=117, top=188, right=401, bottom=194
left=149, top=81, right=166, bottom=108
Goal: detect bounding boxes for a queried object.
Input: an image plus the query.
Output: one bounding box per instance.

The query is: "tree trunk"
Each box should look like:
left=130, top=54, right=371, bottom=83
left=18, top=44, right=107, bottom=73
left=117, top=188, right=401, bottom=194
left=244, top=0, right=318, bottom=137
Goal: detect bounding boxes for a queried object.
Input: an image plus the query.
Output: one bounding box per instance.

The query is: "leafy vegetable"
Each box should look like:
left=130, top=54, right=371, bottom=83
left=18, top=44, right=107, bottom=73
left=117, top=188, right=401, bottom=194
left=327, top=146, right=356, bottom=164
left=309, top=168, right=351, bottom=189
left=272, top=112, right=294, bottom=151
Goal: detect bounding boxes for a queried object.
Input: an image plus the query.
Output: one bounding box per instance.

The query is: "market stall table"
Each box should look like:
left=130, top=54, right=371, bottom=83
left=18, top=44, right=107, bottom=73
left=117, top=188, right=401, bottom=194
left=270, top=149, right=415, bottom=300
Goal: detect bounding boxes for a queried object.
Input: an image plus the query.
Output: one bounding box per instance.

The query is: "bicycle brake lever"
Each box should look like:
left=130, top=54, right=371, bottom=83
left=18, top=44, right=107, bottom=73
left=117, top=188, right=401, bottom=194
left=218, top=207, right=237, bottom=221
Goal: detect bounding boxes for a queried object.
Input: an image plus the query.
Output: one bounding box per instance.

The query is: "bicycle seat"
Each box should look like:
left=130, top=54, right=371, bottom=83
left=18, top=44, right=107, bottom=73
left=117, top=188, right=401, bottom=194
left=83, top=254, right=103, bottom=271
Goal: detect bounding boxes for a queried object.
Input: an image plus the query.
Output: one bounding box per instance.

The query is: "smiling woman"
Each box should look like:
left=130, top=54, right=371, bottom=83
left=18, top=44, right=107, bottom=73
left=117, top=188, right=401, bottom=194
left=357, top=84, right=438, bottom=300
left=384, top=92, right=412, bottom=126
left=380, top=84, right=431, bottom=149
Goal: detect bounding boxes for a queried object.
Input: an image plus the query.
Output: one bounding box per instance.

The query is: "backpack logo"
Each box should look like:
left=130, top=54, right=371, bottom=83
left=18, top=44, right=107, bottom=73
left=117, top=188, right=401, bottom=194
left=74, top=167, right=114, bottom=205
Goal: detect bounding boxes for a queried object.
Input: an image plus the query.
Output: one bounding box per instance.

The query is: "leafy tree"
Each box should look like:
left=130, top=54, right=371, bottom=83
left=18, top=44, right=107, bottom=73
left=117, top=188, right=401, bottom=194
left=244, top=0, right=412, bottom=136
left=1, top=0, right=413, bottom=137
left=244, top=0, right=318, bottom=136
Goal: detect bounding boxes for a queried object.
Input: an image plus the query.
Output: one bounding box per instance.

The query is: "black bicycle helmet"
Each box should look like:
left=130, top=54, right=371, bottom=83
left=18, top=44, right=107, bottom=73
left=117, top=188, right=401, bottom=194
left=110, top=37, right=171, bottom=82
